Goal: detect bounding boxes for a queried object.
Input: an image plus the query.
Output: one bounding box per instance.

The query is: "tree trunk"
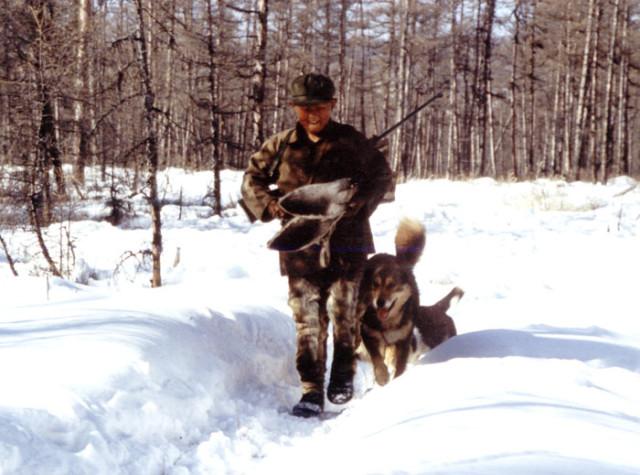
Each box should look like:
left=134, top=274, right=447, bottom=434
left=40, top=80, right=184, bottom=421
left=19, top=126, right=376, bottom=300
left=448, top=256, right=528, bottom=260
left=561, top=4, right=573, bottom=178
left=446, top=0, right=460, bottom=178
left=35, top=88, right=55, bottom=225
left=466, top=0, right=481, bottom=175
left=32, top=1, right=65, bottom=210
left=251, top=0, right=268, bottom=150
left=72, top=0, right=92, bottom=186
left=338, top=0, right=348, bottom=121
left=160, top=0, right=177, bottom=168
left=0, top=94, right=7, bottom=166
left=510, top=1, right=521, bottom=179
left=358, top=0, right=367, bottom=135
left=457, top=0, right=471, bottom=176
left=547, top=67, right=561, bottom=176
left=615, top=0, right=630, bottom=176
left=0, top=234, right=19, bottom=277
left=134, top=0, right=163, bottom=288
left=271, top=3, right=290, bottom=136
left=526, top=0, right=537, bottom=177
left=600, top=0, right=621, bottom=182
left=383, top=1, right=397, bottom=132
left=479, top=0, right=496, bottom=176
left=391, top=0, right=410, bottom=178
left=207, top=0, right=223, bottom=215
left=573, top=0, right=597, bottom=180
left=323, top=0, right=332, bottom=75
left=29, top=194, right=61, bottom=278
left=584, top=1, right=602, bottom=182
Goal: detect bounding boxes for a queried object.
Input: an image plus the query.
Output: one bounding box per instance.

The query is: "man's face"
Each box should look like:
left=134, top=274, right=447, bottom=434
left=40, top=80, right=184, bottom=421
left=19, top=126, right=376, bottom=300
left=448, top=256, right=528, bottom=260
left=292, top=100, right=336, bottom=137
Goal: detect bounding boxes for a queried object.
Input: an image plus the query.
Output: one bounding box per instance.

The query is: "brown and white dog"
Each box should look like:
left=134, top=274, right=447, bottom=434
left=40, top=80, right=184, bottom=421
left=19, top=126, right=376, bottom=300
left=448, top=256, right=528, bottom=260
left=356, top=218, right=462, bottom=386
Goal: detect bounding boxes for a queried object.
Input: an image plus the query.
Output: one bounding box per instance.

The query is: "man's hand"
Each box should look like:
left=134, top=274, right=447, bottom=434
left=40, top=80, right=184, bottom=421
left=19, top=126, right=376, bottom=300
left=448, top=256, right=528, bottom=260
left=344, top=196, right=366, bottom=217
left=267, top=199, right=289, bottom=220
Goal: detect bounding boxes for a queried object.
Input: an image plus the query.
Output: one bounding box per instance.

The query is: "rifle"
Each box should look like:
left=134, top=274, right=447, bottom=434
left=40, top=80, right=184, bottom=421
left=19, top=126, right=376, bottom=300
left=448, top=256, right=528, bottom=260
left=368, top=90, right=444, bottom=146
left=367, top=90, right=444, bottom=202
left=239, top=89, right=444, bottom=221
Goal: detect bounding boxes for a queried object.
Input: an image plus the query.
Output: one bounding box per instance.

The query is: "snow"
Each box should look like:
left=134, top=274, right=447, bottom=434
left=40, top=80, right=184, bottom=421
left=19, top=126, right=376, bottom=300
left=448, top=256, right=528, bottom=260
left=1, top=169, right=639, bottom=474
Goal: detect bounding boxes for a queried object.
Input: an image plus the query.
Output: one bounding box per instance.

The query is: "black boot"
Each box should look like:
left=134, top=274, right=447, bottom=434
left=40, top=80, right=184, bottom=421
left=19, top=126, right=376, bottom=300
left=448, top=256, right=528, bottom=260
left=292, top=391, right=324, bottom=418
left=327, top=377, right=354, bottom=404
left=327, top=343, right=356, bottom=404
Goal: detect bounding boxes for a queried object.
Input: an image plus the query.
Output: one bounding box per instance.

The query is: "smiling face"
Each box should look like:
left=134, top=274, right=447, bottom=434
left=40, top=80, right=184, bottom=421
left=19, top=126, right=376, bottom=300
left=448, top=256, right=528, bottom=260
left=292, top=100, right=336, bottom=140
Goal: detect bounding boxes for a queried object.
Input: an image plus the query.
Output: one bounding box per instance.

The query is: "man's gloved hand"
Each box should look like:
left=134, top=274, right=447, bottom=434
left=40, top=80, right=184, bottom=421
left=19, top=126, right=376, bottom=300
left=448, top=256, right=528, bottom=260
left=267, top=199, right=289, bottom=220
left=344, top=196, right=366, bottom=217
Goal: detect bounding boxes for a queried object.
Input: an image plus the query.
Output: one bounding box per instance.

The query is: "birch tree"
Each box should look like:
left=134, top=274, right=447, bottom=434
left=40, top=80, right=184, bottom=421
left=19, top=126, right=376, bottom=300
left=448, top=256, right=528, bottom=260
left=251, top=0, right=268, bottom=150
left=599, top=0, right=621, bottom=182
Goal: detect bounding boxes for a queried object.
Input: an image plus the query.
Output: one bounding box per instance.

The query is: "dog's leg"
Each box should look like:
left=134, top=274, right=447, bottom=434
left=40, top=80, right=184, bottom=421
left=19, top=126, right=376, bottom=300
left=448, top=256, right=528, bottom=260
left=392, top=339, right=412, bottom=379
left=362, top=329, right=389, bottom=386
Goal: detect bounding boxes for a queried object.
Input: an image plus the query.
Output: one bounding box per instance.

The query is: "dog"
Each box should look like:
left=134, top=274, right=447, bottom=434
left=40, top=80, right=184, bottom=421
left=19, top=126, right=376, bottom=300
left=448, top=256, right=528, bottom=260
left=356, top=218, right=462, bottom=386
left=414, top=286, right=462, bottom=349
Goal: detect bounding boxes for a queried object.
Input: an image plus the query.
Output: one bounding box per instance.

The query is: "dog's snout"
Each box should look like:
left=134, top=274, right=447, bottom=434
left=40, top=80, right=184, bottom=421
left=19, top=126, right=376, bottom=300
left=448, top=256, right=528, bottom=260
left=376, top=297, right=385, bottom=309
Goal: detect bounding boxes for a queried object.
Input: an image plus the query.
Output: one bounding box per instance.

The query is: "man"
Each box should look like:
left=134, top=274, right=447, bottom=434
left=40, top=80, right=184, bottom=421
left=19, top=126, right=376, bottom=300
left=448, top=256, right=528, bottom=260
left=241, top=73, right=392, bottom=417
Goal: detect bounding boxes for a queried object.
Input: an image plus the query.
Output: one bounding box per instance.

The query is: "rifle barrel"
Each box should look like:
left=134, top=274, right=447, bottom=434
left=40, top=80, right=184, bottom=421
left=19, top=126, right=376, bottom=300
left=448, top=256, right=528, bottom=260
left=369, top=90, right=444, bottom=145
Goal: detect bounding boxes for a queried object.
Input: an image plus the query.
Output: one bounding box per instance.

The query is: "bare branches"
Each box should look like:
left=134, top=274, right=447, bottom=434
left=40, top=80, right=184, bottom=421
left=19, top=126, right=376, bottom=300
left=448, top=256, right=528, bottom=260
left=0, top=233, right=19, bottom=276
left=29, top=193, right=61, bottom=278
left=224, top=4, right=259, bottom=15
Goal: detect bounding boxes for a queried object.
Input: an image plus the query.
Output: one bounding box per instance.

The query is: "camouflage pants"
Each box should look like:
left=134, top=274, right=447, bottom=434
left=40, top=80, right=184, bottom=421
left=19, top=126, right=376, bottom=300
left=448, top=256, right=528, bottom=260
left=288, top=263, right=363, bottom=395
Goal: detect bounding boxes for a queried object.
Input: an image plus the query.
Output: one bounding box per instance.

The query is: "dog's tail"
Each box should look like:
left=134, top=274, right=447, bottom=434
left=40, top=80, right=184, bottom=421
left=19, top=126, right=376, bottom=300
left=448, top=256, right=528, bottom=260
left=395, top=218, right=426, bottom=268
left=430, top=286, right=464, bottom=314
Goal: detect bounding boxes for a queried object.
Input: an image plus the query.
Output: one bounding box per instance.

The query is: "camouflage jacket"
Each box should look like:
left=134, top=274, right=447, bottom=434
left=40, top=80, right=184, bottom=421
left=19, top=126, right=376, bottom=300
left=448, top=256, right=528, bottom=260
left=241, top=120, right=393, bottom=277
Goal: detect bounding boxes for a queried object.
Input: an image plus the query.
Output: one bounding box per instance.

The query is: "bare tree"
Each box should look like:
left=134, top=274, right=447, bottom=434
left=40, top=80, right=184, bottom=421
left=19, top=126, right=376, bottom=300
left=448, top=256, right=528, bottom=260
left=205, top=0, right=223, bottom=215
left=599, top=0, right=621, bottom=182
left=27, top=1, right=67, bottom=224
left=134, top=0, right=163, bottom=288
left=251, top=0, right=269, bottom=150
left=510, top=0, right=522, bottom=179
left=72, top=0, right=93, bottom=186
left=0, top=234, right=19, bottom=276
left=478, top=0, right=496, bottom=176
left=573, top=0, right=598, bottom=180
left=614, top=0, right=631, bottom=176
left=337, top=0, right=349, bottom=122
left=29, top=193, right=62, bottom=277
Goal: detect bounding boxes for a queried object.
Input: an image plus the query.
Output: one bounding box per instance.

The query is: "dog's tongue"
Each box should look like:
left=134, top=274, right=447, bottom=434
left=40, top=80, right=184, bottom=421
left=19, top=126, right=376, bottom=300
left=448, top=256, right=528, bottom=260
left=377, top=308, right=389, bottom=320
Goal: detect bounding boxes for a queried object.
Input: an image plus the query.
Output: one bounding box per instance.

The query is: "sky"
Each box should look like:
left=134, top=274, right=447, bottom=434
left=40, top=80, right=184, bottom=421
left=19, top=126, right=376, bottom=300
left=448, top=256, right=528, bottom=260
left=0, top=168, right=639, bottom=474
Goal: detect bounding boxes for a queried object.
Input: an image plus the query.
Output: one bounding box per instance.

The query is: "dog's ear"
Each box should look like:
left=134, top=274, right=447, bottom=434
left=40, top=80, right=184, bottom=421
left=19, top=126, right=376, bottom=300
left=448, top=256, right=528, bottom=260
left=395, top=218, right=426, bottom=268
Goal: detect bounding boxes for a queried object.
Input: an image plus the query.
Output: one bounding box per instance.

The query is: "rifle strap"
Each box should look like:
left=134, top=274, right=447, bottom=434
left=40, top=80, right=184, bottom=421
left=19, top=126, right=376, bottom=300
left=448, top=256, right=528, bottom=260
left=268, top=128, right=295, bottom=180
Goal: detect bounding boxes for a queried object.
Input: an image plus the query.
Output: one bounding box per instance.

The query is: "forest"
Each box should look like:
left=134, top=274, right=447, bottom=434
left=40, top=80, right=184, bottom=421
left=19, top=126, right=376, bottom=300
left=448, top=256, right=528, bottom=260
left=1, top=0, right=639, bottom=284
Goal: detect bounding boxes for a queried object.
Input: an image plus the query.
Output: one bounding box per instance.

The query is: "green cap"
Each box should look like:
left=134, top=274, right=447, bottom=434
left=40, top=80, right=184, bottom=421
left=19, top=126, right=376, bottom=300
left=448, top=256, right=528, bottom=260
left=290, top=73, right=336, bottom=105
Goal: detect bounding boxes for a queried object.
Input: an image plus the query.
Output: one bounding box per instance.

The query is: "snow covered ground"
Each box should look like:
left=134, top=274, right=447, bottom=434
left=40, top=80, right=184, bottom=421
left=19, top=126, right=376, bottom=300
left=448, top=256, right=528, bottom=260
left=1, top=169, right=639, bottom=474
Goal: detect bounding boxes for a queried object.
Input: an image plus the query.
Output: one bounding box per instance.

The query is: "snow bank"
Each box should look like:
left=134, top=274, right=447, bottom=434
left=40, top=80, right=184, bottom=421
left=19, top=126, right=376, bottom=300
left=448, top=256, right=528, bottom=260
left=1, top=172, right=639, bottom=474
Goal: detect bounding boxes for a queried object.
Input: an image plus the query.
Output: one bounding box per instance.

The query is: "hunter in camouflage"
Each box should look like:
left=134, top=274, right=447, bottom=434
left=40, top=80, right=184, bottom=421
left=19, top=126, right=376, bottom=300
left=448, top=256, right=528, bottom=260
left=241, top=73, right=392, bottom=417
